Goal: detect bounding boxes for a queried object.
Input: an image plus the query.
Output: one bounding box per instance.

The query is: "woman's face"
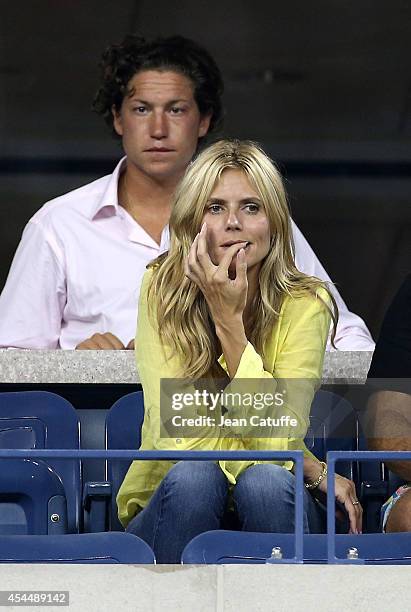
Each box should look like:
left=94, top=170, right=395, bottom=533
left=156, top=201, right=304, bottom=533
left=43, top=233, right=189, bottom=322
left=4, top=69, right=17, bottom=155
left=202, top=169, right=271, bottom=277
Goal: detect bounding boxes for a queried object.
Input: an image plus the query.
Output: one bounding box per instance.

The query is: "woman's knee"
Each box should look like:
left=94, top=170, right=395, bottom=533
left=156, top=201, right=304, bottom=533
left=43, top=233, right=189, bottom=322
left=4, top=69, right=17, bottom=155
left=164, top=460, right=227, bottom=498
left=234, top=463, right=294, bottom=500
left=233, top=464, right=305, bottom=533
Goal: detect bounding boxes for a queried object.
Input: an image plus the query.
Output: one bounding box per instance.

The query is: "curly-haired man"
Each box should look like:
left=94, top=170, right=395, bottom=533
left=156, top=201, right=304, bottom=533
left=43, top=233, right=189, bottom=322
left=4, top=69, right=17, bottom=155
left=0, top=34, right=373, bottom=350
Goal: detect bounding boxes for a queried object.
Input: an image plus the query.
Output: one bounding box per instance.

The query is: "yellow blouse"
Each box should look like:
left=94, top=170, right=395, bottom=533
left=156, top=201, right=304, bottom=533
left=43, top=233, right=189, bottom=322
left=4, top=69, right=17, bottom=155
left=117, top=270, right=331, bottom=527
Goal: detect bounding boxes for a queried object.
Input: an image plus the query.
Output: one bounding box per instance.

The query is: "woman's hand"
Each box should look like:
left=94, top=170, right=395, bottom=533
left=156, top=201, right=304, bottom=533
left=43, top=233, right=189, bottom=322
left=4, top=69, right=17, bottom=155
left=184, top=222, right=248, bottom=326
left=184, top=222, right=248, bottom=377
left=316, top=472, right=363, bottom=534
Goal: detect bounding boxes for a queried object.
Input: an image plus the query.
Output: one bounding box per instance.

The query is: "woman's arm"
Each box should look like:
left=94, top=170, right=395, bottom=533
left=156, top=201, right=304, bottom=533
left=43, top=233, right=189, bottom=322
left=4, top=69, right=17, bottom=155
left=303, top=455, right=363, bottom=534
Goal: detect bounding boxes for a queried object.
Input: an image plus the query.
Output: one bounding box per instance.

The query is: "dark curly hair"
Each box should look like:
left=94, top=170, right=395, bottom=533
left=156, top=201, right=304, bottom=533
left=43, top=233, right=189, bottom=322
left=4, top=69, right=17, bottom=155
left=93, top=34, right=224, bottom=141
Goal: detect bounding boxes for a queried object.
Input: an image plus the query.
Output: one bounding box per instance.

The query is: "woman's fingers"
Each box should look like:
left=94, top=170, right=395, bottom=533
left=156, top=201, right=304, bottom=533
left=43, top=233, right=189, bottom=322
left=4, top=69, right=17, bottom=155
left=347, top=482, right=363, bottom=534
left=234, top=248, right=248, bottom=287
left=196, top=223, right=216, bottom=277
left=185, top=257, right=202, bottom=288
left=187, top=233, right=200, bottom=269
left=316, top=471, right=363, bottom=535
left=187, top=226, right=215, bottom=282
left=335, top=476, right=363, bottom=534
left=187, top=223, right=247, bottom=283
left=344, top=497, right=362, bottom=535
left=215, top=241, right=248, bottom=280
left=186, top=233, right=204, bottom=284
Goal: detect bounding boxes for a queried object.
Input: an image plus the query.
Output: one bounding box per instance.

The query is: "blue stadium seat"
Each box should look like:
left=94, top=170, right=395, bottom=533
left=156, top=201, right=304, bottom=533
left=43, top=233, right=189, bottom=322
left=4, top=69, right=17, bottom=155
left=306, top=389, right=356, bottom=481
left=0, top=532, right=155, bottom=563
left=104, top=391, right=145, bottom=530
left=0, top=459, right=67, bottom=535
left=181, top=530, right=411, bottom=564
left=357, top=419, right=387, bottom=532
left=358, top=443, right=407, bottom=532
left=0, top=391, right=81, bottom=532
left=306, top=390, right=358, bottom=531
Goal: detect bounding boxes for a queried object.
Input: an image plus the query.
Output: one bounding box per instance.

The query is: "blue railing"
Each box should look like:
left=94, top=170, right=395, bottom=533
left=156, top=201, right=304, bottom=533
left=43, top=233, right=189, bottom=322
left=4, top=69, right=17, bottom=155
left=3, top=448, right=411, bottom=564
left=327, top=450, right=411, bottom=563
left=0, top=448, right=305, bottom=563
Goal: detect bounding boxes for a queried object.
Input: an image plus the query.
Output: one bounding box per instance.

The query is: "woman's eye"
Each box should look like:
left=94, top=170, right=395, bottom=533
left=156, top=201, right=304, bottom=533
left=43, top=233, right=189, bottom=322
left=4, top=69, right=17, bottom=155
left=208, top=204, right=223, bottom=214
left=244, top=203, right=259, bottom=213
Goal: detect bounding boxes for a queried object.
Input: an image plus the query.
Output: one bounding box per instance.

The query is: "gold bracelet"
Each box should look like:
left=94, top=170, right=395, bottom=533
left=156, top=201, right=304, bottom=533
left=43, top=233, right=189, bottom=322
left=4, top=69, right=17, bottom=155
left=305, top=461, right=327, bottom=490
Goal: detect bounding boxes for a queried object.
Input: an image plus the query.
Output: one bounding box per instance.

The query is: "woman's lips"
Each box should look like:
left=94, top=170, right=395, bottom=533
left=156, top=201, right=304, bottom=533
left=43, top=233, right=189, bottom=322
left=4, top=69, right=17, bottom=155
left=220, top=241, right=250, bottom=249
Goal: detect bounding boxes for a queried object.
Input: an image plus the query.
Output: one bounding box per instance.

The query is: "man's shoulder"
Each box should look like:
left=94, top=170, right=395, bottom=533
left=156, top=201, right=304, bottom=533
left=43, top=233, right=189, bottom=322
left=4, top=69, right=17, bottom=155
left=368, top=273, right=411, bottom=382
left=380, top=274, right=411, bottom=335
left=30, top=173, right=113, bottom=224
left=397, top=274, right=411, bottom=301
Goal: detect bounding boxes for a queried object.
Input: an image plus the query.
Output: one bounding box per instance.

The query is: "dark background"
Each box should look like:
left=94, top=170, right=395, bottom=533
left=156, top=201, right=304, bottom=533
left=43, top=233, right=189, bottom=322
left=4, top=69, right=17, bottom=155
left=1, top=0, right=411, bottom=340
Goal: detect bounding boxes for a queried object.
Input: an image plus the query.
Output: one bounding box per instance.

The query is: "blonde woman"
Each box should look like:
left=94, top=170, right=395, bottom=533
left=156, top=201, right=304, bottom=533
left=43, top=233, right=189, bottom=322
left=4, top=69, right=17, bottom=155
left=117, top=140, right=362, bottom=562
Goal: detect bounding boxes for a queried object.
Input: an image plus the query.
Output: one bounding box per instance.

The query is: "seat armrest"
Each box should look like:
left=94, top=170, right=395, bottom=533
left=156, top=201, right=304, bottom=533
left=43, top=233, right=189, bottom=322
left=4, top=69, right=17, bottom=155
left=361, top=480, right=389, bottom=500
left=361, top=480, right=390, bottom=532
left=83, top=481, right=112, bottom=533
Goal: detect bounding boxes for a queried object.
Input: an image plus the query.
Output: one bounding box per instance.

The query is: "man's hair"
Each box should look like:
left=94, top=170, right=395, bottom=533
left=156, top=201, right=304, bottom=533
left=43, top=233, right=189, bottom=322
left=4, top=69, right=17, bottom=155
left=147, top=139, right=338, bottom=379
left=93, top=34, right=224, bottom=139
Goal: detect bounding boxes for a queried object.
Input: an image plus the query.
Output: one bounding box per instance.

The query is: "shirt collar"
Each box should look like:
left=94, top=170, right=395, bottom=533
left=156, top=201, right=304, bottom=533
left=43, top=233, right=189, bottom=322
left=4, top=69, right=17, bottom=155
left=89, top=157, right=127, bottom=221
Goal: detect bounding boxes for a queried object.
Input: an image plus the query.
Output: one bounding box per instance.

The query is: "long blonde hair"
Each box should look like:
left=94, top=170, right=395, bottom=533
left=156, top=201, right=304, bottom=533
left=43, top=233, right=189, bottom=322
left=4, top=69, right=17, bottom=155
left=147, top=139, right=337, bottom=378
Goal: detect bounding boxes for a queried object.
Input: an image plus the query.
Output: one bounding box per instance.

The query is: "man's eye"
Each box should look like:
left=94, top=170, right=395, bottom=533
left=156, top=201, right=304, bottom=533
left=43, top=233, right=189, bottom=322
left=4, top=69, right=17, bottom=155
left=133, top=106, right=147, bottom=114
left=170, top=107, right=184, bottom=114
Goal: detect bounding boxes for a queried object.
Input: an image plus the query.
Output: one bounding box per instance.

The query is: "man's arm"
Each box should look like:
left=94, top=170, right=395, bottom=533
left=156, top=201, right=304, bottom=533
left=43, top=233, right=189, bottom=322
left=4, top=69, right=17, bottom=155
left=291, top=220, right=375, bottom=350
left=0, top=219, right=135, bottom=351
left=365, top=274, right=411, bottom=479
left=76, top=334, right=134, bottom=350
left=366, top=390, right=411, bottom=481
left=0, top=221, right=66, bottom=348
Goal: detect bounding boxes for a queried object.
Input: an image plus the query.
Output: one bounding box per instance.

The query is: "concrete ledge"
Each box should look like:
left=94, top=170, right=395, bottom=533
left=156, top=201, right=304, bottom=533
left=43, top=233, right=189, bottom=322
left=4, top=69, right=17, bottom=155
left=0, top=350, right=373, bottom=384
left=0, top=563, right=408, bottom=612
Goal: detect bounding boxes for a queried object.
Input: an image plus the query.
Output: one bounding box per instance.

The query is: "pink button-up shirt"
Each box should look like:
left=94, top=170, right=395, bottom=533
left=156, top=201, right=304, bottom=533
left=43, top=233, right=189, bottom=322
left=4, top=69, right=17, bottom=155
left=0, top=158, right=374, bottom=350
left=0, top=158, right=168, bottom=349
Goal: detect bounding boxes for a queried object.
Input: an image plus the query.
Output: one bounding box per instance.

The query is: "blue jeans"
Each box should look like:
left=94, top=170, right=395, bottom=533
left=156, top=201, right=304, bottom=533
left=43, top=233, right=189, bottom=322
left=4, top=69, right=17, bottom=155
left=126, top=461, right=324, bottom=563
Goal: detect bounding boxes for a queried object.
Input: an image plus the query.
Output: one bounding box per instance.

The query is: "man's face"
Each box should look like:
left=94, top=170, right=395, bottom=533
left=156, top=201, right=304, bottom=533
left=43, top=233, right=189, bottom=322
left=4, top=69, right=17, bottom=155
left=113, top=70, right=211, bottom=184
